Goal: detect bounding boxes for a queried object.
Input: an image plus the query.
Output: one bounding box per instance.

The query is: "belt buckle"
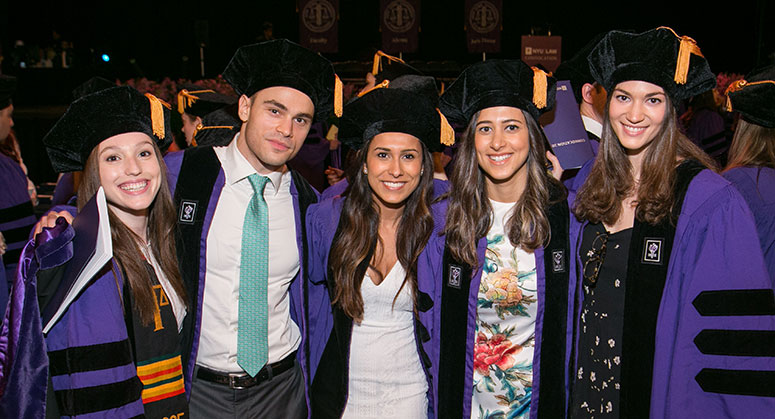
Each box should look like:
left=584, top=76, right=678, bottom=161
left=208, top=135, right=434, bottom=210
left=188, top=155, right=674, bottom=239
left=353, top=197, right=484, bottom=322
left=228, top=373, right=248, bottom=390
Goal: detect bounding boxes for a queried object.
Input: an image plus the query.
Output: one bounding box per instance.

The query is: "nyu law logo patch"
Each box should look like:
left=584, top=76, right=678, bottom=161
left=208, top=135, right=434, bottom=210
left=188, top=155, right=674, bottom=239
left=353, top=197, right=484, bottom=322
left=179, top=200, right=198, bottom=224
left=642, top=237, right=664, bottom=265
left=551, top=249, right=565, bottom=273
left=448, top=264, right=462, bottom=289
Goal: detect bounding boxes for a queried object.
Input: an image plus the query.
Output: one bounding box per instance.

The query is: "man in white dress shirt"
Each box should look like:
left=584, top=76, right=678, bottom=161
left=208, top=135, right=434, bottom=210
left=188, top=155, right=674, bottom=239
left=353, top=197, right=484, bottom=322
left=165, top=39, right=340, bottom=418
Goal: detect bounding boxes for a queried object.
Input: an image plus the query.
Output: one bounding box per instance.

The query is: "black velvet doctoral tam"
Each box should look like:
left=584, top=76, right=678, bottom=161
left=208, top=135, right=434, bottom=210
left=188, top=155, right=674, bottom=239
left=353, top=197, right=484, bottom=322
left=221, top=39, right=337, bottom=121
left=338, top=75, right=444, bottom=152
left=587, top=27, right=716, bottom=103
left=726, top=65, right=775, bottom=128
left=43, top=86, right=173, bottom=172
left=438, top=59, right=557, bottom=126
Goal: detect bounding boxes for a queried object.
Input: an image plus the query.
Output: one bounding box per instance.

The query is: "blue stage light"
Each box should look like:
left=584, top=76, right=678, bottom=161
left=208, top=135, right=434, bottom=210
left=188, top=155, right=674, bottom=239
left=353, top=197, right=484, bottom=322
left=101, top=54, right=110, bottom=62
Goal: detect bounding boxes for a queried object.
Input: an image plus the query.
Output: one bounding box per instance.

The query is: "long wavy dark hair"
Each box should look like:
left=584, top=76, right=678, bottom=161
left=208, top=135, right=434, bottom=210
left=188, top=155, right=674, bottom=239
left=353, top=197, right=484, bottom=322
left=444, top=109, right=566, bottom=268
left=574, top=92, right=717, bottom=226
left=725, top=119, right=775, bottom=170
left=329, top=136, right=435, bottom=322
left=78, top=140, right=186, bottom=326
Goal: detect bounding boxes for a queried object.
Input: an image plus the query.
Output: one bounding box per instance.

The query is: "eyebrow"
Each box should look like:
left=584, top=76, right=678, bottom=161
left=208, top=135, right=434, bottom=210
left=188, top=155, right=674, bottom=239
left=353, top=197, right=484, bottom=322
left=374, top=146, right=419, bottom=153
left=99, top=140, right=154, bottom=155
left=476, top=118, right=523, bottom=126
left=614, top=88, right=666, bottom=98
left=263, top=99, right=314, bottom=120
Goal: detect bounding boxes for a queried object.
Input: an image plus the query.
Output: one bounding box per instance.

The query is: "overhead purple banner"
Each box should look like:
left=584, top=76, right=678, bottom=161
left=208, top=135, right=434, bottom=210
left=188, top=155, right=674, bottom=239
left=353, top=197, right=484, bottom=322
left=299, top=0, right=339, bottom=53
left=465, top=0, right=501, bottom=53
left=380, top=0, right=420, bottom=54
left=521, top=35, right=562, bottom=73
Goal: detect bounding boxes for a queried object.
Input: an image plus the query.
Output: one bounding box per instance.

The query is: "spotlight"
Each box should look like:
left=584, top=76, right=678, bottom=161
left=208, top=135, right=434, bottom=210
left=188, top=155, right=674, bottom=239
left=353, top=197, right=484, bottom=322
left=101, top=54, right=110, bottom=62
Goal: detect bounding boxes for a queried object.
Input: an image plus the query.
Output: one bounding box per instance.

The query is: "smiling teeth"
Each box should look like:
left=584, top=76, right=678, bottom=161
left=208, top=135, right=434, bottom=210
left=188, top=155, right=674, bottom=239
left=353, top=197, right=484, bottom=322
left=490, top=154, right=511, bottom=162
left=120, top=181, right=147, bottom=192
left=383, top=182, right=404, bottom=188
left=624, top=125, right=645, bottom=134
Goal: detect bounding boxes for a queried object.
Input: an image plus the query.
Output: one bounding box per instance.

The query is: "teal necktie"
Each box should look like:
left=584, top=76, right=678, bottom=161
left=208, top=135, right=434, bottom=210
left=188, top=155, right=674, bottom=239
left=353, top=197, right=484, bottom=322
left=238, top=174, right=270, bottom=377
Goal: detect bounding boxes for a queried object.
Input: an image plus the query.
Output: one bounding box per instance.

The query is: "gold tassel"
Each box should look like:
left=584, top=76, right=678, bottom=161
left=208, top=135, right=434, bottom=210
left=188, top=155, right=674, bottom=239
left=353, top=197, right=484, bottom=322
left=724, top=79, right=747, bottom=111
left=326, top=124, right=339, bottom=142
left=674, top=36, right=703, bottom=85
left=531, top=67, right=548, bottom=109
left=658, top=27, right=703, bottom=85
left=438, top=108, right=455, bottom=146
left=371, top=50, right=406, bottom=76
left=335, top=75, right=344, bottom=118
left=145, top=93, right=171, bottom=139
left=176, top=89, right=215, bottom=114
left=357, top=79, right=390, bottom=97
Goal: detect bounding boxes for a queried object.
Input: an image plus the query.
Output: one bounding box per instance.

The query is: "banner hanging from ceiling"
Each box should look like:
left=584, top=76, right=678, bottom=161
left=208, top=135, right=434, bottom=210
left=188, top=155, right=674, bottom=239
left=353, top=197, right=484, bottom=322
left=380, top=0, right=420, bottom=54
left=465, top=0, right=501, bottom=53
left=299, top=0, right=339, bottom=53
left=521, top=35, right=562, bottom=72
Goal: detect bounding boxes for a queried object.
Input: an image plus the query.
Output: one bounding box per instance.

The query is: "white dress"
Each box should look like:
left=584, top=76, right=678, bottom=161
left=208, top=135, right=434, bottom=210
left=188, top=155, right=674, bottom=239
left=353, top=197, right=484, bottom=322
left=342, top=262, right=429, bottom=419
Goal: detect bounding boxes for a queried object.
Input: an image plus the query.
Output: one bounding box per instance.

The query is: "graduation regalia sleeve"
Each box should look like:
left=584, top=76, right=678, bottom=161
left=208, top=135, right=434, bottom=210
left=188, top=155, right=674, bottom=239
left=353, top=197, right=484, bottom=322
left=0, top=220, right=65, bottom=418
left=649, top=172, right=775, bottom=418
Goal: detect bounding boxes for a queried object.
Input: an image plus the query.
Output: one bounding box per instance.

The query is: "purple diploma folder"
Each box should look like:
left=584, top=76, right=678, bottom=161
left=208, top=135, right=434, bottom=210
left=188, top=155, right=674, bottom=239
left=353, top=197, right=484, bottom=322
left=540, top=80, right=596, bottom=170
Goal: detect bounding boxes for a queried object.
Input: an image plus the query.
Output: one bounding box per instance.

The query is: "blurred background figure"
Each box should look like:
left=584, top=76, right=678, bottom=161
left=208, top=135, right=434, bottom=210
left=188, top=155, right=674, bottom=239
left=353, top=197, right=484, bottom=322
left=175, top=83, right=240, bottom=150
left=256, top=21, right=275, bottom=43
left=680, top=89, right=730, bottom=167
left=723, top=64, right=775, bottom=278
left=0, top=75, right=37, bottom=314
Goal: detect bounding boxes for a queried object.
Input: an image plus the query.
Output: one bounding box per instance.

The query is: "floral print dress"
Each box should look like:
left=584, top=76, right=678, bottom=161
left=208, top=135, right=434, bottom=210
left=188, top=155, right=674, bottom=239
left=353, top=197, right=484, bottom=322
left=471, top=200, right=538, bottom=419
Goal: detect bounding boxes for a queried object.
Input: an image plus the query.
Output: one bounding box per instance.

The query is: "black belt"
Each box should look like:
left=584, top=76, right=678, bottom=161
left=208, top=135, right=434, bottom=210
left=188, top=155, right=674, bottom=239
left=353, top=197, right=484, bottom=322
left=196, top=350, right=297, bottom=389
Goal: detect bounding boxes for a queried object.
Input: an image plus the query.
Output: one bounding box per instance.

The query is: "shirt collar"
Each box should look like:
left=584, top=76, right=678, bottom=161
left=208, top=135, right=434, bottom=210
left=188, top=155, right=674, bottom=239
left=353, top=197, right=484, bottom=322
left=221, top=133, right=288, bottom=196
left=581, top=115, right=603, bottom=138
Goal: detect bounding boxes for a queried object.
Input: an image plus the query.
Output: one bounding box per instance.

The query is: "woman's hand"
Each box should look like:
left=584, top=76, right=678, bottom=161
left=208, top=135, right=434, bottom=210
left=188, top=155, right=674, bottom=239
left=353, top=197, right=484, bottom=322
left=546, top=150, right=564, bottom=181
left=325, top=166, right=345, bottom=186
left=33, top=211, right=74, bottom=237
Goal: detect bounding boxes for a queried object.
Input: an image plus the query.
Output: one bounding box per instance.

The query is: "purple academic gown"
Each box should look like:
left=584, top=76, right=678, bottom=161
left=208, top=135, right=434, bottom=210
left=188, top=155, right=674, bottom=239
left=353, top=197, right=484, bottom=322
left=427, top=188, right=573, bottom=419
left=305, top=194, right=445, bottom=418
left=0, top=153, right=37, bottom=311
left=567, top=161, right=775, bottom=418
left=0, top=217, right=147, bottom=418
left=723, top=166, right=775, bottom=279
left=164, top=147, right=326, bottom=414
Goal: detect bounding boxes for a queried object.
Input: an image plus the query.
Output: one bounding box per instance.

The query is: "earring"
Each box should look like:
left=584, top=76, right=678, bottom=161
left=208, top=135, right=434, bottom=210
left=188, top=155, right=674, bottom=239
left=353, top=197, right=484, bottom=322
left=363, top=167, right=368, bottom=175
left=420, top=168, right=425, bottom=176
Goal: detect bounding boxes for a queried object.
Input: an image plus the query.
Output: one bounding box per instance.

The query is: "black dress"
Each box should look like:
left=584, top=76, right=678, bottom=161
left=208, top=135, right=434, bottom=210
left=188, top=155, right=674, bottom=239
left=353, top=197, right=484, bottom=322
left=571, top=222, right=632, bottom=418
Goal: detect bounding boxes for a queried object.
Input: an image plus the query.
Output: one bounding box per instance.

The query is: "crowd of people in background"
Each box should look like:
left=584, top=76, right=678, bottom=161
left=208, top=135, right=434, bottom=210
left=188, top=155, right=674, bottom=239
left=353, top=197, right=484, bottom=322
left=0, top=26, right=773, bottom=419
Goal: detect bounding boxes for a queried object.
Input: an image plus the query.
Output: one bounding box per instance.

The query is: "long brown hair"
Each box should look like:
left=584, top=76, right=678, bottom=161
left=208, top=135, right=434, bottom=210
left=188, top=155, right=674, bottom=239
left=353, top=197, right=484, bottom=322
left=329, top=137, right=435, bottom=322
left=725, top=119, right=775, bottom=170
left=78, top=140, right=186, bottom=326
left=444, top=109, right=566, bottom=268
left=574, top=93, right=717, bottom=226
